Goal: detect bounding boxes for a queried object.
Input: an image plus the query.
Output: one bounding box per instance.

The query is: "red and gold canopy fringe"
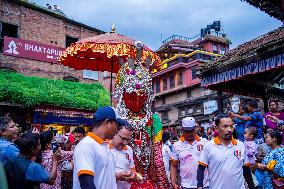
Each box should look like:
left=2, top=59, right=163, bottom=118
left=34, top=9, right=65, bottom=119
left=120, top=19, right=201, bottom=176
left=59, top=42, right=160, bottom=73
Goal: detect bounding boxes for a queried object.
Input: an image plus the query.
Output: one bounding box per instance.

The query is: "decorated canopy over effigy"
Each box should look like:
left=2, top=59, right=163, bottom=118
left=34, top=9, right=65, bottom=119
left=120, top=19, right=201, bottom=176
left=59, top=28, right=169, bottom=188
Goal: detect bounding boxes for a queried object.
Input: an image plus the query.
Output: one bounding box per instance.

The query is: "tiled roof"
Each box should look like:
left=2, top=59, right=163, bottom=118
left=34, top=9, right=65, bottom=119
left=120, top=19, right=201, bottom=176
left=199, top=26, right=284, bottom=75
left=241, top=0, right=284, bottom=20
left=15, top=0, right=105, bottom=34
left=157, top=39, right=193, bottom=52
left=200, top=34, right=231, bottom=45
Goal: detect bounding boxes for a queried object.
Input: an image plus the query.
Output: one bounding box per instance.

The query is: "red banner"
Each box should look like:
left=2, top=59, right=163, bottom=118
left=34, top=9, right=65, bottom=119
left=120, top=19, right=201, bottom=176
left=3, top=36, right=65, bottom=63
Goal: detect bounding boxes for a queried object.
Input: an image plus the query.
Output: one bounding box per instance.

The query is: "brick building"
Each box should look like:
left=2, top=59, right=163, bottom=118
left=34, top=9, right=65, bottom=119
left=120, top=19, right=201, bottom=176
left=0, top=0, right=117, bottom=86
left=153, top=22, right=231, bottom=130
left=0, top=0, right=112, bottom=132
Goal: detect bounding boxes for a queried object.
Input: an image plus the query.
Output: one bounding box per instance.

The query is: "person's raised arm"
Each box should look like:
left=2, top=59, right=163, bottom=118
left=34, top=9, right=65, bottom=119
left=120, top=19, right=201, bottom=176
left=229, top=112, right=252, bottom=121
left=47, top=148, right=61, bottom=184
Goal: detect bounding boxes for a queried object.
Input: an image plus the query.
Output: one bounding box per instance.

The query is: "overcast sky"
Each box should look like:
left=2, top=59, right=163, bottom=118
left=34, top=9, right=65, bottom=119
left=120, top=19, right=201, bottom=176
left=33, top=0, right=282, bottom=50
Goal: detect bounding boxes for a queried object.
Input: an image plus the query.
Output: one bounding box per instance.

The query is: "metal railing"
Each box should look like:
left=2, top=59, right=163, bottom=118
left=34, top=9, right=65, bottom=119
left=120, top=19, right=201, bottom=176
left=162, top=34, right=200, bottom=44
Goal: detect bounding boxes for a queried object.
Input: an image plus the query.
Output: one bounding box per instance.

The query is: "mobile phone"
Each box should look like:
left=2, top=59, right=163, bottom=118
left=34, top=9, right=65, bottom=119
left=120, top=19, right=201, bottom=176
left=51, top=142, right=58, bottom=152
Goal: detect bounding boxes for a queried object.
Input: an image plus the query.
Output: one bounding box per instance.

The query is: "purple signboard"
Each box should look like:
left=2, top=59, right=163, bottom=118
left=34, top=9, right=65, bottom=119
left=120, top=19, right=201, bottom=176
left=3, top=36, right=65, bottom=63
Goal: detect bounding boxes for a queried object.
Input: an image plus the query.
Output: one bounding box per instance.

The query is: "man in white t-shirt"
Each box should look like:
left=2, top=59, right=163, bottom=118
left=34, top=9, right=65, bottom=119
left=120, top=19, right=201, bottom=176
left=73, top=106, right=125, bottom=189
left=110, top=118, right=142, bottom=189
left=170, top=117, right=208, bottom=189
left=197, top=114, right=251, bottom=189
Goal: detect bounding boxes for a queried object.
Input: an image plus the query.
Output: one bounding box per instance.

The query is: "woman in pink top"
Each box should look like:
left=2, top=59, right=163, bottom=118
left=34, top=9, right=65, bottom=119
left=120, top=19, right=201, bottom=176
left=39, top=131, right=73, bottom=189
left=265, top=100, right=284, bottom=129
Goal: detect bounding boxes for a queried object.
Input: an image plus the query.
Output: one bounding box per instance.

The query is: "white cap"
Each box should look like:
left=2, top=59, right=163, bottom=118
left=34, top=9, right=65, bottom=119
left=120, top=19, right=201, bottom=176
left=182, top=117, right=196, bottom=130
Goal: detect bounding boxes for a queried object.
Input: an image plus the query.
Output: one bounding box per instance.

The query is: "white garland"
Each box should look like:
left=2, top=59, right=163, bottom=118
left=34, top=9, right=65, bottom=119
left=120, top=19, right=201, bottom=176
left=114, top=59, right=154, bottom=174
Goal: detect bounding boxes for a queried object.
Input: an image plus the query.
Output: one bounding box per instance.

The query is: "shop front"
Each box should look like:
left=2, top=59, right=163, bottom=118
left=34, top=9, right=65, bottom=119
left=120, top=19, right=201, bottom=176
left=32, top=106, right=94, bottom=134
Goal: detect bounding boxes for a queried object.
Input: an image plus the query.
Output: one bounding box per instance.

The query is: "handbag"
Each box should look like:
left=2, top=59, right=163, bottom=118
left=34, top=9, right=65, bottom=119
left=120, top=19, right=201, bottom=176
left=272, top=174, right=284, bottom=189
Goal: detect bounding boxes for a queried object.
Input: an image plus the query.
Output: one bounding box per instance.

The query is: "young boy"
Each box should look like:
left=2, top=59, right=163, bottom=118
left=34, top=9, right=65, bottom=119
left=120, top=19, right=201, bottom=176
left=244, top=126, right=258, bottom=189
left=244, top=126, right=258, bottom=164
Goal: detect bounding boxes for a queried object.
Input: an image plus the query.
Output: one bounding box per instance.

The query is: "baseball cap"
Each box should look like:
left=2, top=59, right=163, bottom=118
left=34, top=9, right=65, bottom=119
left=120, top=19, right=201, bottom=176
left=116, top=118, right=130, bottom=126
left=182, top=117, right=196, bottom=130
left=94, top=106, right=124, bottom=125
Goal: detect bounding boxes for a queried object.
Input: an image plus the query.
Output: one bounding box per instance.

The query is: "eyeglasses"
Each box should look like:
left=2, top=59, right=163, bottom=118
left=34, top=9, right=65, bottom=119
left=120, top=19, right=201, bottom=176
left=118, top=133, right=131, bottom=142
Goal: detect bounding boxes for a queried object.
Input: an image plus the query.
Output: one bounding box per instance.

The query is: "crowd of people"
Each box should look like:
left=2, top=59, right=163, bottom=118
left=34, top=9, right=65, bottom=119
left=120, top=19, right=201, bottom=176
left=162, top=99, right=284, bottom=189
left=0, top=99, right=283, bottom=189
left=0, top=106, right=143, bottom=189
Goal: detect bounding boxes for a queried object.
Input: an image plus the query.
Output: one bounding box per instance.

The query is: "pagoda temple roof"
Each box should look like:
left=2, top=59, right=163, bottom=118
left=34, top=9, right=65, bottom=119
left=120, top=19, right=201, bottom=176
left=199, top=26, right=284, bottom=76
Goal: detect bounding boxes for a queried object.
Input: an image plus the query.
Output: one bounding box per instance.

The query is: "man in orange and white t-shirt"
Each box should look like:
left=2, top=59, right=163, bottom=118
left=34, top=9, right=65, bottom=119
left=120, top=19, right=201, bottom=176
left=73, top=106, right=125, bottom=189
left=197, top=114, right=251, bottom=189
left=110, top=118, right=142, bottom=189
left=170, top=117, right=209, bottom=189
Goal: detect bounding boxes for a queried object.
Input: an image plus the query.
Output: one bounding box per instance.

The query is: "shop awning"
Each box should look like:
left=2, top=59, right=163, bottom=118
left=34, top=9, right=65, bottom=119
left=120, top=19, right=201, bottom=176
left=0, top=70, right=110, bottom=110
left=201, top=53, right=284, bottom=88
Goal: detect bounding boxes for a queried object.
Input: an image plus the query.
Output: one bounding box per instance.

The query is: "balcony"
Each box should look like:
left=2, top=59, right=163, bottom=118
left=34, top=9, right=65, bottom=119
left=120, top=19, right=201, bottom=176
left=154, top=50, right=220, bottom=72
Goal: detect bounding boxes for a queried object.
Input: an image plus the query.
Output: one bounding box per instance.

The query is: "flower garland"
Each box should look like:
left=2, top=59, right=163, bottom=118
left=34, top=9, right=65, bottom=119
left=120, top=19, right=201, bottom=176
left=114, top=58, right=154, bottom=175
left=114, top=61, right=154, bottom=130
